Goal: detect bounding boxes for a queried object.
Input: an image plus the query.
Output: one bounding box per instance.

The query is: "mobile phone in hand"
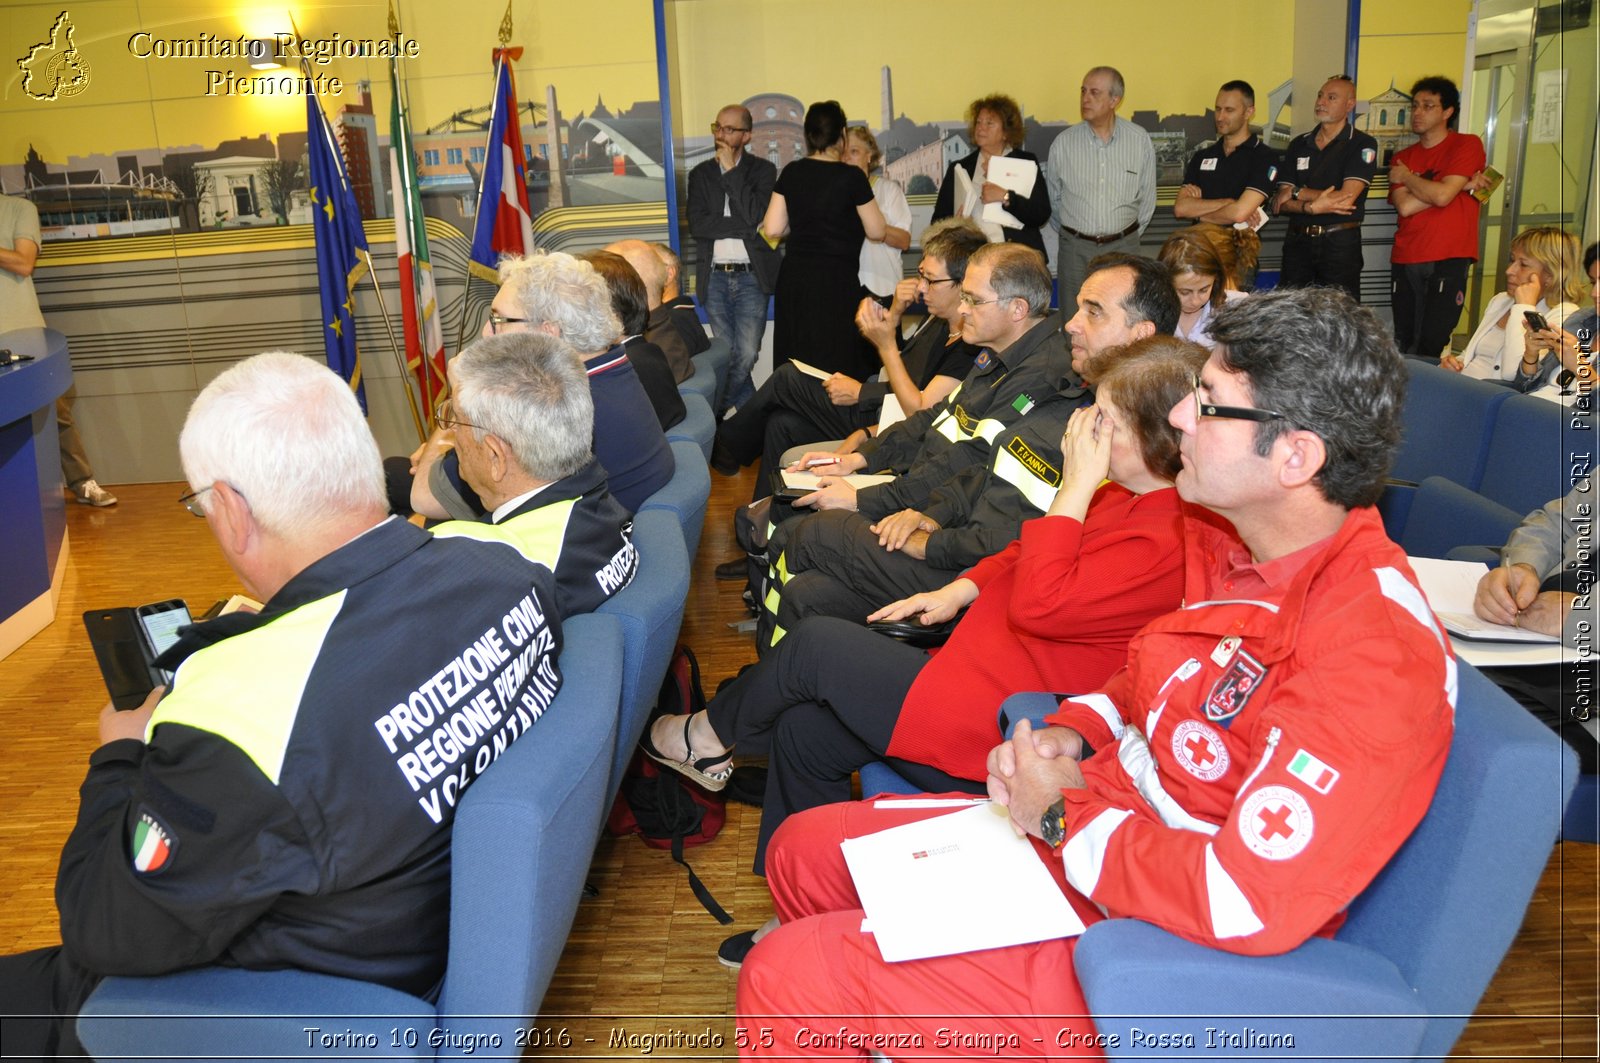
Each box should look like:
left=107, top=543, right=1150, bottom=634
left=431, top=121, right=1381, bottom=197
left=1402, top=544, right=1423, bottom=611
left=1523, top=310, right=1551, bottom=332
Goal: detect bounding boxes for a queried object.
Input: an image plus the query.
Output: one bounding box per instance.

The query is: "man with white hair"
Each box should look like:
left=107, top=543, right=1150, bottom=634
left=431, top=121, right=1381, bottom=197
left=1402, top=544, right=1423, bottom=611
left=0, top=352, right=565, bottom=1057
left=425, top=332, right=638, bottom=615
left=608, top=238, right=694, bottom=382
left=410, top=251, right=672, bottom=513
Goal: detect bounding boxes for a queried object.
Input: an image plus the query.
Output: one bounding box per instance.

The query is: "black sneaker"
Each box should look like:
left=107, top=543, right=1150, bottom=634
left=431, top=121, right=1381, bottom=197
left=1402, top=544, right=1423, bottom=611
left=710, top=437, right=742, bottom=477
left=717, top=929, right=759, bottom=969
left=715, top=556, right=748, bottom=581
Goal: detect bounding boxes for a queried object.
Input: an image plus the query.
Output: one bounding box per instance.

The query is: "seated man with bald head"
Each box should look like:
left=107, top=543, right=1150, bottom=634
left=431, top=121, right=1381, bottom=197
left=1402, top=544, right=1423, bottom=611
left=608, top=238, right=695, bottom=382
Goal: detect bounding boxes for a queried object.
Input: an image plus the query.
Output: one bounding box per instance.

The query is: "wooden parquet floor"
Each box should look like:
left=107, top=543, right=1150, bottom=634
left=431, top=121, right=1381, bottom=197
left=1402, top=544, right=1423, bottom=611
left=1, top=475, right=1595, bottom=1059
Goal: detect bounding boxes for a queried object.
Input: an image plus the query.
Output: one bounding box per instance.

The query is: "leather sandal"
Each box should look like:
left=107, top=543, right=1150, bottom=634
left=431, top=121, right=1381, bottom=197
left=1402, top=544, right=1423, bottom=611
left=640, top=713, right=733, bottom=792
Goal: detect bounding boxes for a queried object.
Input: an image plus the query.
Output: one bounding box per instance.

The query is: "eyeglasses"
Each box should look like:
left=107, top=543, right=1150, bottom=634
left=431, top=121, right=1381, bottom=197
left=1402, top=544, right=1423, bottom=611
left=178, top=485, right=214, bottom=517
left=917, top=270, right=957, bottom=286
left=486, top=311, right=529, bottom=334
left=1190, top=372, right=1287, bottom=424
left=710, top=123, right=751, bottom=135
left=959, top=291, right=1003, bottom=307
left=434, top=399, right=480, bottom=433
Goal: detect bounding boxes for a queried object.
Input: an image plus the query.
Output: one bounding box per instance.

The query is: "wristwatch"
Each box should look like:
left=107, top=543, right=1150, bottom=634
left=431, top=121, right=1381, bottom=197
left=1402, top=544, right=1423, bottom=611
left=1002, top=190, right=1013, bottom=209
left=1040, top=796, right=1067, bottom=849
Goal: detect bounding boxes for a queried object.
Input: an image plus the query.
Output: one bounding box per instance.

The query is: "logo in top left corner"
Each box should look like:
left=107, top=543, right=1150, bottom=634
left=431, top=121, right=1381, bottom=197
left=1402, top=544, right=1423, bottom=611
left=17, top=11, right=92, bottom=102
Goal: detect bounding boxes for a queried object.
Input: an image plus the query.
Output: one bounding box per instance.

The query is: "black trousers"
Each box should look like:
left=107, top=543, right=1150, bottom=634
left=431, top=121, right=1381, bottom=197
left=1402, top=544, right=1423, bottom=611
left=717, top=363, right=871, bottom=502
left=1279, top=226, right=1363, bottom=302
left=1391, top=258, right=1473, bottom=358
left=704, top=616, right=984, bottom=875
left=0, top=946, right=99, bottom=1061
left=763, top=510, right=962, bottom=651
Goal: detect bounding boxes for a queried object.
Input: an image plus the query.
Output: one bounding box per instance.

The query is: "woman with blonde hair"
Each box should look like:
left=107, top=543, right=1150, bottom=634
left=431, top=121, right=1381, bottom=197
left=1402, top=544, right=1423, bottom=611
left=1158, top=228, right=1246, bottom=348
left=1445, top=227, right=1586, bottom=400
left=843, top=126, right=912, bottom=300
left=931, top=94, right=1051, bottom=258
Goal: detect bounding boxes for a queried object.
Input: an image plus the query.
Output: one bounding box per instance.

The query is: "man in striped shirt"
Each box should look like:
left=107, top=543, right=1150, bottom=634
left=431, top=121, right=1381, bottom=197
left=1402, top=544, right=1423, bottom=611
left=1045, top=67, right=1158, bottom=319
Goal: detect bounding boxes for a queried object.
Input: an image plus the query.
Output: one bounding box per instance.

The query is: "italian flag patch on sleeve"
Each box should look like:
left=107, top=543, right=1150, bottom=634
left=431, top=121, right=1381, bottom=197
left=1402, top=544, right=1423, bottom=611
left=132, top=810, right=176, bottom=874
left=1286, top=749, right=1339, bottom=794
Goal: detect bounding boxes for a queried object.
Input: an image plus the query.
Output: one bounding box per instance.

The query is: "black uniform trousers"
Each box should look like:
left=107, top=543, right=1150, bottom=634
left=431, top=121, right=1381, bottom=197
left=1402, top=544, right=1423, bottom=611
left=1279, top=226, right=1363, bottom=302
left=762, top=510, right=962, bottom=652
left=0, top=945, right=99, bottom=1060
left=704, top=616, right=984, bottom=875
left=1390, top=257, right=1473, bottom=358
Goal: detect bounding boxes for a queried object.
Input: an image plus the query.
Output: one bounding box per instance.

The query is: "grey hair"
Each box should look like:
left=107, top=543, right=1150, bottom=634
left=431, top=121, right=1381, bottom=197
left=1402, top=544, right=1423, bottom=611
left=496, top=251, right=621, bottom=354
left=451, top=331, right=594, bottom=482
left=976, top=242, right=1053, bottom=318
left=179, top=351, right=385, bottom=533
left=1207, top=288, right=1405, bottom=508
left=1087, top=66, right=1126, bottom=100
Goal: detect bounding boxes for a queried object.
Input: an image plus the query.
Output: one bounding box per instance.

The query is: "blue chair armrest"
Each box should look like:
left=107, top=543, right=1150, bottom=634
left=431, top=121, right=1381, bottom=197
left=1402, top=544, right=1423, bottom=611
left=1445, top=544, right=1501, bottom=565
left=80, top=966, right=434, bottom=1061
left=997, top=692, right=1060, bottom=738
left=1075, top=919, right=1427, bottom=1059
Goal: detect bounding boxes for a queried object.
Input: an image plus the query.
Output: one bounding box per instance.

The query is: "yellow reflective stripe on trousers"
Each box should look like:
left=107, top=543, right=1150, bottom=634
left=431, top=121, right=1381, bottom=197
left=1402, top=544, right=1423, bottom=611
left=152, top=592, right=347, bottom=785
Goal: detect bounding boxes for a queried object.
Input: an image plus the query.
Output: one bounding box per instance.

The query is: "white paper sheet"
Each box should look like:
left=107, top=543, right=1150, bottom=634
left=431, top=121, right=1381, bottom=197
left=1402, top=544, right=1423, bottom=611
left=789, top=359, right=831, bottom=380
left=840, top=803, right=1084, bottom=962
left=779, top=469, right=896, bottom=492
left=876, top=393, right=906, bottom=433
left=1407, top=556, right=1564, bottom=666
left=979, top=156, right=1039, bottom=231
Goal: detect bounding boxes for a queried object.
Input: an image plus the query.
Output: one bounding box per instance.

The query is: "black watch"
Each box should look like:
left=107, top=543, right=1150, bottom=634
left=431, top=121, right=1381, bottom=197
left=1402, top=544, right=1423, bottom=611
left=1040, top=796, right=1067, bottom=849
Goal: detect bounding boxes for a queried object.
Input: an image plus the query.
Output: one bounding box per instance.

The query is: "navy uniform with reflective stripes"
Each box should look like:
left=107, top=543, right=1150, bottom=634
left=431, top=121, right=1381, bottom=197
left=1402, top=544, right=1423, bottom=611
left=433, top=458, right=637, bottom=617
left=53, top=518, right=564, bottom=1002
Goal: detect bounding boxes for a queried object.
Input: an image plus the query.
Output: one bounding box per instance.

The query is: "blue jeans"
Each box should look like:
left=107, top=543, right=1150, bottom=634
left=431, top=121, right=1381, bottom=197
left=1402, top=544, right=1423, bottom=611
left=702, top=268, right=769, bottom=414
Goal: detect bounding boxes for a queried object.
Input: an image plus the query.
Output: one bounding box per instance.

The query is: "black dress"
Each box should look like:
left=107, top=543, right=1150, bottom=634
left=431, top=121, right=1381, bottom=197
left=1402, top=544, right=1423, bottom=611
left=772, top=158, right=875, bottom=379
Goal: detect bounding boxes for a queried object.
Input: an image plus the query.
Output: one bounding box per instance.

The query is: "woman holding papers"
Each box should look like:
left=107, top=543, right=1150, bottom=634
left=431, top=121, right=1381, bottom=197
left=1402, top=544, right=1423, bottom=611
left=931, top=95, right=1052, bottom=259
left=643, top=338, right=1200, bottom=886
left=761, top=100, right=888, bottom=380
left=845, top=126, right=912, bottom=300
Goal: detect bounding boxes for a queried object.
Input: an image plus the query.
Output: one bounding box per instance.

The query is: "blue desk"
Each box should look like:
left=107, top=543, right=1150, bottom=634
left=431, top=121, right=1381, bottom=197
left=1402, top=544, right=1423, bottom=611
left=0, top=327, right=72, bottom=658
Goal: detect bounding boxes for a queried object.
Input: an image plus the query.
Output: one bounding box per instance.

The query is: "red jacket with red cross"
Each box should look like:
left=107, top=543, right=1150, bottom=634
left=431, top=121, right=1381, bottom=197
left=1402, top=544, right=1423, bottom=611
left=1044, top=505, right=1456, bottom=956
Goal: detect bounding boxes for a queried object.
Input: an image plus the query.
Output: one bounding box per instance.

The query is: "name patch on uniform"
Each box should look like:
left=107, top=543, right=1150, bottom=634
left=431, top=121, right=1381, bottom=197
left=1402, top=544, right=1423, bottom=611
left=1005, top=437, right=1062, bottom=488
left=132, top=808, right=177, bottom=874
left=952, top=404, right=978, bottom=437
left=1239, top=785, right=1314, bottom=860
left=1171, top=719, right=1230, bottom=783
left=1205, top=649, right=1266, bottom=725
left=1296, top=157, right=1310, bottom=171
left=1286, top=748, right=1340, bottom=794
left=1200, top=157, right=1218, bottom=171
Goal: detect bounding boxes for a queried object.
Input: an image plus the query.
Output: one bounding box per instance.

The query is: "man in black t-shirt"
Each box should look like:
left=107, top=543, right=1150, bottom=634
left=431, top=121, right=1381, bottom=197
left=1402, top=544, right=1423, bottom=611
left=1173, top=80, right=1280, bottom=288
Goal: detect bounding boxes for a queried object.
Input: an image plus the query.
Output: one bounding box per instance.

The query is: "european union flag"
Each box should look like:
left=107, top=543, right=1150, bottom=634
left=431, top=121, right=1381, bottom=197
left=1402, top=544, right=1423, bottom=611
left=307, top=86, right=371, bottom=411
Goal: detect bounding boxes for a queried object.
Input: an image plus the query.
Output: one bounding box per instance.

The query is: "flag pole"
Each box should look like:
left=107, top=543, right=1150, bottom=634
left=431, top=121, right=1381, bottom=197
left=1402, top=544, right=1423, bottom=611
left=292, top=13, right=426, bottom=442
left=390, top=2, right=439, bottom=423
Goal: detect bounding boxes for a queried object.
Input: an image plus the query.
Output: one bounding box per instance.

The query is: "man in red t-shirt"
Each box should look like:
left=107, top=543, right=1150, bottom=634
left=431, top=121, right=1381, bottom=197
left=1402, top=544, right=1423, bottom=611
left=1388, top=76, right=1485, bottom=358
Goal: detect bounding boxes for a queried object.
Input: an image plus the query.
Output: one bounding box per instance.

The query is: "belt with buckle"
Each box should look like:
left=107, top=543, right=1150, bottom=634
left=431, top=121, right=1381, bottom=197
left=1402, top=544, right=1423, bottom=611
left=1296, top=221, right=1362, bottom=238
left=1060, top=221, right=1140, bottom=245
left=712, top=262, right=753, bottom=272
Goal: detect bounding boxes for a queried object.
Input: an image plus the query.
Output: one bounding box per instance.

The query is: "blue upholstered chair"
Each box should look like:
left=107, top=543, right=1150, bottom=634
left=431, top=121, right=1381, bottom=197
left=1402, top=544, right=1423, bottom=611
left=680, top=353, right=720, bottom=407
left=76, top=612, right=626, bottom=1061
left=595, top=508, right=690, bottom=797
left=638, top=438, right=711, bottom=561
left=1382, top=361, right=1512, bottom=540
left=1074, top=662, right=1575, bottom=1059
left=1399, top=476, right=1525, bottom=561
left=666, top=390, right=715, bottom=462
left=1477, top=393, right=1583, bottom=519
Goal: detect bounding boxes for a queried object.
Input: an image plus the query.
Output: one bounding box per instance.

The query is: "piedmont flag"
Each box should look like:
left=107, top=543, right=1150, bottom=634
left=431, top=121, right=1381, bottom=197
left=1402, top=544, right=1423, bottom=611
left=389, top=58, right=447, bottom=420
left=468, top=54, right=535, bottom=282
left=306, top=84, right=371, bottom=411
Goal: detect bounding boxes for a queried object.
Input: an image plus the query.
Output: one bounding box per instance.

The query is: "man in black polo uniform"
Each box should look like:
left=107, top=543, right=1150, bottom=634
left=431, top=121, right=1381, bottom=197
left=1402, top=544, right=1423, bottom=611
left=1272, top=75, right=1378, bottom=301
left=1173, top=79, right=1279, bottom=288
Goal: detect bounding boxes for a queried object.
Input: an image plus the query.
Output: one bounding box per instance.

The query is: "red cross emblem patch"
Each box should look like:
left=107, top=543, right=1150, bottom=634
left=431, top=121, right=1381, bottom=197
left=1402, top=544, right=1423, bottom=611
left=1238, top=785, right=1314, bottom=860
left=1205, top=649, right=1266, bottom=725
left=1170, top=719, right=1230, bottom=782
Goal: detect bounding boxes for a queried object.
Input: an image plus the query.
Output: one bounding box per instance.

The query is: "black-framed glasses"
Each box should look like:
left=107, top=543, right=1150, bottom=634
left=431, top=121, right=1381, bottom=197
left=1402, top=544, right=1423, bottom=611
left=917, top=270, right=957, bottom=287
left=435, top=399, right=480, bottom=433
left=1191, top=372, right=1287, bottom=423
left=178, top=485, right=214, bottom=517
left=486, top=311, right=529, bottom=334
left=710, top=123, right=751, bottom=135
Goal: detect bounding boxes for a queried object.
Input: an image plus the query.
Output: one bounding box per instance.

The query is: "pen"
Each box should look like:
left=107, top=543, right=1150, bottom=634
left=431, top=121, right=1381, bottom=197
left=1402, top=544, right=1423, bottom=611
left=805, top=458, right=839, bottom=468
